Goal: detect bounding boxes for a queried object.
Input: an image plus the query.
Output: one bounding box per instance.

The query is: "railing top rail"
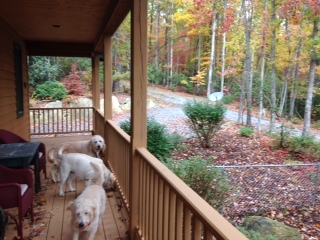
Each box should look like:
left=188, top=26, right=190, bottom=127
left=30, top=107, right=93, bottom=110
left=213, top=163, right=320, bottom=168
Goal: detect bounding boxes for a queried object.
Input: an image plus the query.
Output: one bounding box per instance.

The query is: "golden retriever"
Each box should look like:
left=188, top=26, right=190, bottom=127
left=67, top=161, right=106, bottom=240
left=48, top=135, right=106, bottom=183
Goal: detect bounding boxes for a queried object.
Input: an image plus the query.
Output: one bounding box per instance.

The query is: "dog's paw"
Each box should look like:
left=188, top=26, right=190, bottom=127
left=59, top=192, right=65, bottom=197
left=51, top=179, right=56, bottom=183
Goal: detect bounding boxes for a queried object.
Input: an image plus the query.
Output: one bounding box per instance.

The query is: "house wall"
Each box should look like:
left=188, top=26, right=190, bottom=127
left=0, top=17, right=30, bottom=141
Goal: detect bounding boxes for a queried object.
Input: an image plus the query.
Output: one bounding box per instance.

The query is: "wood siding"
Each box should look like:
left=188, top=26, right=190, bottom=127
left=0, top=17, right=30, bottom=141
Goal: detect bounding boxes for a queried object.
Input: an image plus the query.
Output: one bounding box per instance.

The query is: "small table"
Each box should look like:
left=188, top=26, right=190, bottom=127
left=0, top=142, right=41, bottom=193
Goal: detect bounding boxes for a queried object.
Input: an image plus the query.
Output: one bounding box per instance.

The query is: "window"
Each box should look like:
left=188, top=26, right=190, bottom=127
left=14, top=42, right=24, bottom=118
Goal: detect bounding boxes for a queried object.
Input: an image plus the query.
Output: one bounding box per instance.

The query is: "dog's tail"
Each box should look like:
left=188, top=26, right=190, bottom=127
left=57, top=145, right=67, bottom=160
left=48, top=148, right=55, bottom=163
left=90, top=162, right=104, bottom=186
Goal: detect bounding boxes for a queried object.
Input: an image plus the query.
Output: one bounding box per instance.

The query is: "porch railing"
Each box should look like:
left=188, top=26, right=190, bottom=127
left=30, top=107, right=93, bottom=135
left=102, top=112, right=247, bottom=240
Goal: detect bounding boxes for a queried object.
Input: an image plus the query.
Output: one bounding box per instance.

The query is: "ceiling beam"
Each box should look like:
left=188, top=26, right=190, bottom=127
left=94, top=0, right=131, bottom=53
left=26, top=41, right=93, bottom=57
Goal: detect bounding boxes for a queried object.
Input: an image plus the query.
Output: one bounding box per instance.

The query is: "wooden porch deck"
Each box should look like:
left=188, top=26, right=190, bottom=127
left=4, top=135, right=129, bottom=240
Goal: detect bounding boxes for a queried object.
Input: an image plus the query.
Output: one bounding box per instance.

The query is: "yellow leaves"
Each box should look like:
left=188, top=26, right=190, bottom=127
left=180, top=80, right=189, bottom=85
left=189, top=70, right=207, bottom=86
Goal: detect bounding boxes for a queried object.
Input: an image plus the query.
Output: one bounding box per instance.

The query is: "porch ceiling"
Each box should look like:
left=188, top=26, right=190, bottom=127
left=0, top=0, right=131, bottom=57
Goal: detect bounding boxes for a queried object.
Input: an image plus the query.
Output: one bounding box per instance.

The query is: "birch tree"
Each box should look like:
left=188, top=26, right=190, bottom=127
left=269, top=0, right=277, bottom=132
left=207, top=1, right=217, bottom=97
left=258, top=0, right=268, bottom=134
left=243, top=0, right=253, bottom=126
left=302, top=16, right=319, bottom=136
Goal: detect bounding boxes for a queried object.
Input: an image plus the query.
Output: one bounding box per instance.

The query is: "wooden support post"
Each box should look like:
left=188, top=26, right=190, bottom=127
left=104, top=34, right=113, bottom=121
left=129, top=0, right=148, bottom=237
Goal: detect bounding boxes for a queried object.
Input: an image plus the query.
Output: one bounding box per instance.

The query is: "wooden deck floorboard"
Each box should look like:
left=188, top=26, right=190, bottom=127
left=3, top=135, right=129, bottom=240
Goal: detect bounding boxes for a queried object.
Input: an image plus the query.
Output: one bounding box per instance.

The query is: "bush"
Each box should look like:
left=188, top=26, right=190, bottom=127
left=183, top=100, right=226, bottom=148
left=120, top=118, right=184, bottom=160
left=240, top=127, right=254, bottom=138
left=164, top=157, right=230, bottom=211
left=312, top=120, right=320, bottom=129
left=148, top=66, right=165, bottom=85
left=33, top=81, right=68, bottom=100
left=222, top=95, right=236, bottom=104
left=285, top=135, right=320, bottom=156
left=113, top=71, right=130, bottom=81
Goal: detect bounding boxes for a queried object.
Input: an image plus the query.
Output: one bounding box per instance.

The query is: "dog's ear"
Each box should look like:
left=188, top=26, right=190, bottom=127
left=100, top=144, right=106, bottom=157
left=67, top=201, right=75, bottom=211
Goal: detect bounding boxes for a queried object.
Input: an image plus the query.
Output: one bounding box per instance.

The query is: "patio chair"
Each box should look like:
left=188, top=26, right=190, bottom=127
left=0, top=165, right=34, bottom=239
left=0, top=129, right=47, bottom=178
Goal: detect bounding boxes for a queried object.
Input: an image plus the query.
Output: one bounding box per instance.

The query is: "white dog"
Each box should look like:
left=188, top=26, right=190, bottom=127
left=58, top=151, right=115, bottom=197
left=67, top=162, right=106, bottom=240
left=48, top=135, right=106, bottom=183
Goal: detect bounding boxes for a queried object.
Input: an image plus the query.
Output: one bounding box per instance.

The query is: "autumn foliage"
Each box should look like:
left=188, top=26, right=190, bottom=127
left=62, top=63, right=86, bottom=96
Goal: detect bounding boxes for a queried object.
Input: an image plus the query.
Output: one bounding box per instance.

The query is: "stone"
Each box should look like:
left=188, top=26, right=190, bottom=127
left=99, top=96, right=123, bottom=114
left=44, top=101, right=62, bottom=108
left=242, top=216, right=302, bottom=240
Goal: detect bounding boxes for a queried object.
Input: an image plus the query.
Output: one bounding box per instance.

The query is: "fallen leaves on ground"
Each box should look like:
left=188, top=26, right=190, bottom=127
left=170, top=124, right=320, bottom=240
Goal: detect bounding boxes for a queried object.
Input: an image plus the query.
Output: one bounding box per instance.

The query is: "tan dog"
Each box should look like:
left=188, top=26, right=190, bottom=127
left=57, top=151, right=115, bottom=197
left=48, top=135, right=106, bottom=183
left=67, top=161, right=106, bottom=240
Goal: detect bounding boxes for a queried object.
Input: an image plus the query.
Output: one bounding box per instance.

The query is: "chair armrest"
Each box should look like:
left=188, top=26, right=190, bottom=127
left=0, top=183, right=23, bottom=208
left=0, top=183, right=22, bottom=196
left=0, top=168, right=33, bottom=188
left=39, top=142, right=46, bottom=159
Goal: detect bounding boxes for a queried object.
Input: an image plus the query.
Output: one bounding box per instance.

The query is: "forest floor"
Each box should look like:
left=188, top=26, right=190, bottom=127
left=113, top=85, right=320, bottom=240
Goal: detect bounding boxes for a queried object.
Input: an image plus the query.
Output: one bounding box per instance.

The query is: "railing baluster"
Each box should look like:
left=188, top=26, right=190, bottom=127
left=153, top=174, right=159, bottom=240
left=158, top=179, right=164, bottom=240
left=184, top=207, right=192, bottom=240
left=169, top=191, right=176, bottom=240
left=192, top=218, right=201, bottom=239
left=176, top=198, right=183, bottom=240
left=29, top=107, right=94, bottom=135
left=163, top=185, right=170, bottom=239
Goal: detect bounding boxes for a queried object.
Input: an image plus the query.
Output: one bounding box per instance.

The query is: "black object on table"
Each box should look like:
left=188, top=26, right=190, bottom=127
left=0, top=142, right=41, bottom=193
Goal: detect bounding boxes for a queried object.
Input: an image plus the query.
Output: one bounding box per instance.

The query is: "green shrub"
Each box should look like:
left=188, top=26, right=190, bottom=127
left=33, top=81, right=68, bottom=100
left=148, top=66, right=165, bottom=85
left=113, top=71, right=130, bottom=81
left=285, top=135, right=320, bottom=155
left=240, top=127, right=255, bottom=138
left=222, top=95, right=236, bottom=104
left=164, top=157, right=230, bottom=211
left=120, top=118, right=184, bottom=160
left=183, top=100, right=226, bottom=148
left=291, top=117, right=302, bottom=125
left=312, top=120, right=320, bottom=129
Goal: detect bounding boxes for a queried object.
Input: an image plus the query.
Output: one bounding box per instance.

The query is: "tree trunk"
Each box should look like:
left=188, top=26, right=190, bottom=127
left=149, top=0, right=155, bottom=50
left=258, top=0, right=268, bottom=134
left=220, top=0, right=227, bottom=92
left=198, top=35, right=202, bottom=73
left=269, top=0, right=277, bottom=132
left=302, top=18, right=319, bottom=136
left=289, top=22, right=303, bottom=118
left=243, top=0, right=252, bottom=126
left=278, top=70, right=289, bottom=117
left=169, top=1, right=174, bottom=88
left=155, top=0, right=160, bottom=70
left=207, top=2, right=217, bottom=98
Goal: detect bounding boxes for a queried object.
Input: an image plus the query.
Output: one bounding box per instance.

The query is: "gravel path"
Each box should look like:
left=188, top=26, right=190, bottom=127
left=147, top=88, right=316, bottom=139
left=115, top=87, right=320, bottom=140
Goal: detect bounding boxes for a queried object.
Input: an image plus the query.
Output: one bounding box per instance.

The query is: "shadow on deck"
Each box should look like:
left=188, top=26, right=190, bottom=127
left=4, top=135, right=129, bottom=240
